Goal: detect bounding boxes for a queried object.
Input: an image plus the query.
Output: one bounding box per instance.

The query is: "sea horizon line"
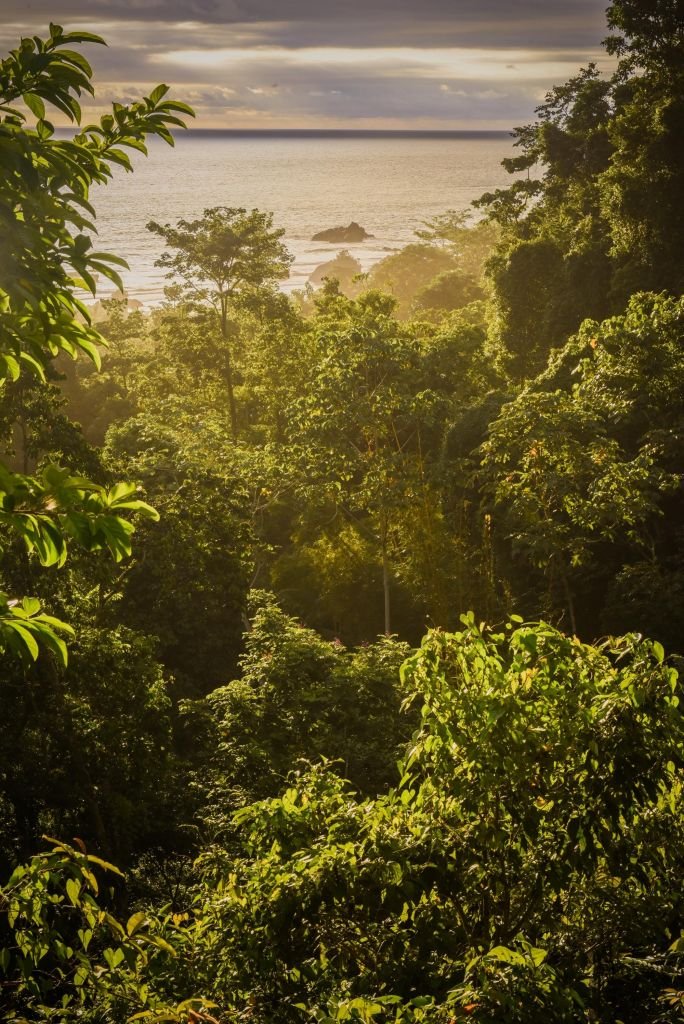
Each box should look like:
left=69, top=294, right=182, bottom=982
left=172, top=127, right=513, bottom=138
left=55, top=126, right=513, bottom=139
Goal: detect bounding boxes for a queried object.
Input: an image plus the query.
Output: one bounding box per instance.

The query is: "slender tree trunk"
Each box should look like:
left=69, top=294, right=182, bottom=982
left=558, top=558, right=577, bottom=635
left=220, top=303, right=238, bottom=439
left=381, top=516, right=391, bottom=636
left=18, top=415, right=29, bottom=475
left=224, top=346, right=238, bottom=439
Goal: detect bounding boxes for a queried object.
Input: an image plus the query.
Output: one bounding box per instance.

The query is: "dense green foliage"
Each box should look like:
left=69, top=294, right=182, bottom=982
left=0, top=23, right=191, bottom=663
left=476, top=0, right=684, bottom=378
left=4, top=623, right=684, bottom=1022
left=2, top=3, right=684, bottom=1021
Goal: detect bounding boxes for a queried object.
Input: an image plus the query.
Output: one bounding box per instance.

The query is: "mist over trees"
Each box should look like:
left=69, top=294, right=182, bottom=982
left=2, top=2, right=684, bottom=1021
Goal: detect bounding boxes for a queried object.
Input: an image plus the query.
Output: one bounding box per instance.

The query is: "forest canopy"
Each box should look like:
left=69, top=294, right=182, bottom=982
left=2, top=3, right=684, bottom=1022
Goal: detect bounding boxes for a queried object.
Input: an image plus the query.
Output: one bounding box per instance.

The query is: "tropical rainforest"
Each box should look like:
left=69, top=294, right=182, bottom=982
left=2, top=2, right=684, bottom=1021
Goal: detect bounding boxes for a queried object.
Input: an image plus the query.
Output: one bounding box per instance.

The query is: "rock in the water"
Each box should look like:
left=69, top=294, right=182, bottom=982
left=311, top=221, right=374, bottom=243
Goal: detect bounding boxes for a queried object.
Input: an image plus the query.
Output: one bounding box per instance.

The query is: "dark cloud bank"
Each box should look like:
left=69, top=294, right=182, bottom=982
left=1, top=0, right=610, bottom=127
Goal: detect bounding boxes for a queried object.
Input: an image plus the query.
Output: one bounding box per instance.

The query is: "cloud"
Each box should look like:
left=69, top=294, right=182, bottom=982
left=1, top=1, right=609, bottom=48
left=0, top=0, right=611, bottom=128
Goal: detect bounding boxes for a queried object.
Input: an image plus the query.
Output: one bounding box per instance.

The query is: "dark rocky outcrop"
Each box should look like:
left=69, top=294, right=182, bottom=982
left=311, top=221, right=374, bottom=243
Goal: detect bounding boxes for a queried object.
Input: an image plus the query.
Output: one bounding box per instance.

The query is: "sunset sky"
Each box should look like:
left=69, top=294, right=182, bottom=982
left=2, top=0, right=612, bottom=129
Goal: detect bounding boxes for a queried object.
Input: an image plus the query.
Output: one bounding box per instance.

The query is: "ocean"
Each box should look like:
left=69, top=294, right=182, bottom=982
left=86, top=130, right=520, bottom=305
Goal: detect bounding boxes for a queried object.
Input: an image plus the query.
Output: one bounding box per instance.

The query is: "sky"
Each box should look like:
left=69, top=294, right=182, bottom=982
left=1, top=0, right=613, bottom=129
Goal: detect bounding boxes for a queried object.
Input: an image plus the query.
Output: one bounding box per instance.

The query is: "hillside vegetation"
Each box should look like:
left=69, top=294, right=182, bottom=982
left=1, top=3, right=684, bottom=1021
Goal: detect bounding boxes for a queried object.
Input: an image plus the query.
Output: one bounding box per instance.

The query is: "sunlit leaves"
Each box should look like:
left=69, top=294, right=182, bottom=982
left=0, top=838, right=214, bottom=1022
left=0, top=26, right=194, bottom=384
left=0, top=462, right=158, bottom=567
left=480, top=294, right=684, bottom=626
left=0, top=593, right=73, bottom=665
left=0, top=27, right=193, bottom=665
left=2, top=620, right=682, bottom=1022
left=178, top=620, right=684, bottom=1024
left=0, top=463, right=158, bottom=663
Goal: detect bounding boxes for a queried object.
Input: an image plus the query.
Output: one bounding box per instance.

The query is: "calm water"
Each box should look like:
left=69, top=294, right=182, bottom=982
left=88, top=131, right=519, bottom=304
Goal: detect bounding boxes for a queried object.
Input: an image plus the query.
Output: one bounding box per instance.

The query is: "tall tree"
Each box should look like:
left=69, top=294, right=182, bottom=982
left=288, top=288, right=452, bottom=635
left=147, top=207, right=293, bottom=438
left=477, top=0, right=684, bottom=377
left=481, top=293, right=684, bottom=640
